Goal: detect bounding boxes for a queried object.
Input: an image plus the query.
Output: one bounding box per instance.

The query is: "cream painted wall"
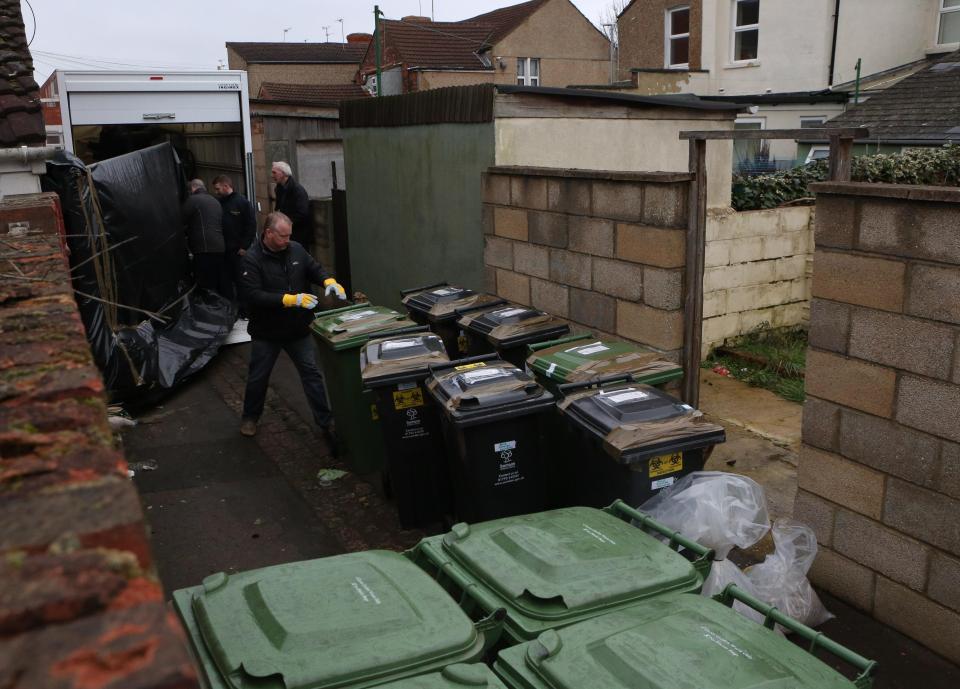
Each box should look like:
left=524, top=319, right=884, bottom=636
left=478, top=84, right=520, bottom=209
left=833, top=0, right=942, bottom=86
left=494, top=116, right=734, bottom=208
left=417, top=71, right=494, bottom=91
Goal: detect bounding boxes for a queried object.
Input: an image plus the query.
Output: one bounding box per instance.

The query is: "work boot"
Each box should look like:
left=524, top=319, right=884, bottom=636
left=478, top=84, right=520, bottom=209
left=239, top=418, right=258, bottom=437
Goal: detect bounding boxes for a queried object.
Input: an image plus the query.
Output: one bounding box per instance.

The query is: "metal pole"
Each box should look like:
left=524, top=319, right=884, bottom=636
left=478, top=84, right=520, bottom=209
left=374, top=5, right=383, bottom=97
left=854, top=57, right=861, bottom=104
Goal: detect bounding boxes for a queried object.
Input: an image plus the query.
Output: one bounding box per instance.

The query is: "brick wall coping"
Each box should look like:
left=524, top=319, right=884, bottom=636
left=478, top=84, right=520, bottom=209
left=487, top=165, right=694, bottom=183
left=810, top=181, right=960, bottom=203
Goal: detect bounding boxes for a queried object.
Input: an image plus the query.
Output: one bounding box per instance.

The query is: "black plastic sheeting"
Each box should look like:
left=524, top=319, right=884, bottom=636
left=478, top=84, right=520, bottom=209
left=43, top=143, right=236, bottom=405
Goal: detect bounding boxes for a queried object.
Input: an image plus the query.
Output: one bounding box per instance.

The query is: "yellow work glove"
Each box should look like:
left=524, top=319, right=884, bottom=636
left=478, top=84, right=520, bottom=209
left=282, top=293, right=319, bottom=309
left=323, top=278, right=347, bottom=301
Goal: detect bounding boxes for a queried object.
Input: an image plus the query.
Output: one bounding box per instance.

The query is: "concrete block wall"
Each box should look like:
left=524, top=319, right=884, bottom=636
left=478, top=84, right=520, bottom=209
left=796, top=182, right=960, bottom=664
left=0, top=198, right=198, bottom=687
left=703, top=205, right=814, bottom=354
left=482, top=167, right=690, bottom=363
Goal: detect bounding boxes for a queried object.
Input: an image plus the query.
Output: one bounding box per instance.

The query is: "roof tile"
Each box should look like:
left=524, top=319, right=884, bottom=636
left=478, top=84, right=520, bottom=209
left=257, top=82, right=370, bottom=106
left=0, top=0, right=44, bottom=146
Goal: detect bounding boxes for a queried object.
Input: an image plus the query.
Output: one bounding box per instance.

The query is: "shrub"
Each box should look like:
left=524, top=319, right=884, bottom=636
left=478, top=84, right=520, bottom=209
left=731, top=144, right=960, bottom=211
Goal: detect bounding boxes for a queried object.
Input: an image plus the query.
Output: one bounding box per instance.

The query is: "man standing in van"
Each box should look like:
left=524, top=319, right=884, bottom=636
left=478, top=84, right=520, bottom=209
left=181, top=178, right=227, bottom=296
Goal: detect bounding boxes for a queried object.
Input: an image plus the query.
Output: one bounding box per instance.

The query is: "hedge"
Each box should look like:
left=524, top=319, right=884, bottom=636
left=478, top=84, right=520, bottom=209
left=731, top=144, right=960, bottom=211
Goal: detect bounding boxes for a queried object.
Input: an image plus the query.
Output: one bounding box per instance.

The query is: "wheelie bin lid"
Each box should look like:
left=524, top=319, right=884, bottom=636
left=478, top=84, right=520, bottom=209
left=425, top=359, right=554, bottom=427
left=409, top=503, right=708, bottom=641
left=377, top=664, right=508, bottom=688
left=526, top=334, right=683, bottom=388
left=310, top=303, right=418, bottom=350
left=171, top=551, right=495, bottom=689
left=494, top=589, right=877, bottom=689
left=361, top=333, right=450, bottom=388
left=558, top=382, right=725, bottom=463
left=401, top=283, right=505, bottom=323
left=456, top=304, right=570, bottom=348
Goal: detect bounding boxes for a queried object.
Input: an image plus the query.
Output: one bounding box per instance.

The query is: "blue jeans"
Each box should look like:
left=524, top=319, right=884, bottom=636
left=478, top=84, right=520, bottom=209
left=242, top=335, right=332, bottom=428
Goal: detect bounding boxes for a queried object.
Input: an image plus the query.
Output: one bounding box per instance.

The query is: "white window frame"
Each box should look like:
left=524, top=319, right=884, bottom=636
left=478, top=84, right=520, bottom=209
left=665, top=6, right=690, bottom=69
left=517, top=57, right=540, bottom=86
left=805, top=145, right=830, bottom=164
left=938, top=0, right=960, bottom=46
left=731, top=0, right=760, bottom=63
left=799, top=116, right=827, bottom=128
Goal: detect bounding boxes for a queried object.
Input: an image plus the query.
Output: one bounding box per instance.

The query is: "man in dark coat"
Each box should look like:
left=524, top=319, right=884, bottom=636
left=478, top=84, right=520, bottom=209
left=212, top=174, right=257, bottom=303
left=181, top=179, right=227, bottom=296
left=238, top=211, right=347, bottom=439
left=271, top=161, right=313, bottom=249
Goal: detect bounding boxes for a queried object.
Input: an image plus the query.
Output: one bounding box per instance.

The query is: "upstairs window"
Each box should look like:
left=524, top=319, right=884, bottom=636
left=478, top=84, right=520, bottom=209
left=732, top=0, right=759, bottom=62
left=666, top=6, right=690, bottom=68
left=517, top=57, right=540, bottom=86
left=940, top=0, right=960, bottom=44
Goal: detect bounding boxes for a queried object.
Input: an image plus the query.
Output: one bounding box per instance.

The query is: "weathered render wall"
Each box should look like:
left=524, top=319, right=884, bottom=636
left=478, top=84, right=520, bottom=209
left=0, top=197, right=197, bottom=688
left=343, top=123, right=495, bottom=308
left=482, top=167, right=689, bottom=365
left=703, top=205, right=813, bottom=354
left=796, top=182, right=960, bottom=664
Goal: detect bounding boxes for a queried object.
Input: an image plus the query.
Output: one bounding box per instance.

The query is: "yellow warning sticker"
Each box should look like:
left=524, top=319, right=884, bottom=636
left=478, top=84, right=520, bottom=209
left=370, top=404, right=379, bottom=421
left=393, top=387, right=425, bottom=410
left=454, top=361, right=486, bottom=372
left=457, top=334, right=469, bottom=354
left=649, top=452, right=683, bottom=477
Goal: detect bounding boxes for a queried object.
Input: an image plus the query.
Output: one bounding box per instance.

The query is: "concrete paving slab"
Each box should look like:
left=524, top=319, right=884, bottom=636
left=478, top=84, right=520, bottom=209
left=700, top=369, right=802, bottom=451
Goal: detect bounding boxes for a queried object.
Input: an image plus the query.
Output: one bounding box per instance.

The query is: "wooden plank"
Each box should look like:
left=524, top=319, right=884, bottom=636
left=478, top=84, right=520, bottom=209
left=682, top=138, right=707, bottom=408
left=680, top=127, right=868, bottom=140
left=828, top=134, right=854, bottom=181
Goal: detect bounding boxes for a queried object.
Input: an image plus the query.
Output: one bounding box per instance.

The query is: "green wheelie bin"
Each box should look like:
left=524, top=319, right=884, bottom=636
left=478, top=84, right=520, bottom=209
left=456, top=305, right=569, bottom=369
left=400, top=282, right=505, bottom=357
left=310, top=303, right=419, bottom=474
left=172, top=551, right=506, bottom=689
left=406, top=500, right=713, bottom=646
left=376, top=665, right=508, bottom=689
left=526, top=333, right=683, bottom=395
left=493, top=586, right=878, bottom=689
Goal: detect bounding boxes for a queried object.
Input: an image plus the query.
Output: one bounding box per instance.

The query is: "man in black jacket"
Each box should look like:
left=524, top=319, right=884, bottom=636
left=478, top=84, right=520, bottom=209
left=181, top=179, right=227, bottom=296
left=238, top=211, right=347, bottom=439
left=271, top=161, right=313, bottom=248
left=212, top=174, right=257, bottom=303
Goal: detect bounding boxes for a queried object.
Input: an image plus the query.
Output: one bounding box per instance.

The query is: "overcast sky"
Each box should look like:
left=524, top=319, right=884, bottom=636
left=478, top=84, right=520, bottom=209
left=25, top=0, right=618, bottom=85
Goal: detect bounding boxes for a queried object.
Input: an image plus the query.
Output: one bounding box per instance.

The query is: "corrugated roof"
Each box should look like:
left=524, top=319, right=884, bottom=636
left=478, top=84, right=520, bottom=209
left=226, top=42, right=366, bottom=64
left=461, top=0, right=548, bottom=44
left=257, top=82, right=370, bottom=106
left=0, top=0, right=44, bottom=146
left=381, top=20, right=494, bottom=70
left=808, top=50, right=960, bottom=143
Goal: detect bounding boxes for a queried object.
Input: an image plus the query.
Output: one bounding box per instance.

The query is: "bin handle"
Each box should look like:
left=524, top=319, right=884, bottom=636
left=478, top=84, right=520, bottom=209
left=717, top=584, right=878, bottom=689
left=316, top=301, right=370, bottom=317
left=605, top=500, right=713, bottom=576
left=428, top=353, right=501, bottom=374
left=557, top=374, right=635, bottom=394
left=453, top=298, right=507, bottom=316
left=400, top=281, right=449, bottom=297
left=362, top=324, right=431, bottom=341
left=526, top=332, right=593, bottom=354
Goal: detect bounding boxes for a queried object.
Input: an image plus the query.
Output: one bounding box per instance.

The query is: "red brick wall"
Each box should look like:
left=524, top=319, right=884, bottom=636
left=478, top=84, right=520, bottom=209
left=0, top=196, right=198, bottom=688
left=797, top=182, right=960, bottom=664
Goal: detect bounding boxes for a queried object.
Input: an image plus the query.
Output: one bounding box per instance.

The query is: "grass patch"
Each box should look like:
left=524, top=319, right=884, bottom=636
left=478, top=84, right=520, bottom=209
left=703, top=325, right=807, bottom=403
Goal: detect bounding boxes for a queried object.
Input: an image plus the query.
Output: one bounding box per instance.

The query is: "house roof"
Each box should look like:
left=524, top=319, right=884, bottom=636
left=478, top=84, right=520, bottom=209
left=461, top=0, right=549, bottom=44
left=226, top=42, right=366, bottom=64
left=499, top=84, right=745, bottom=111
left=0, top=0, right=45, bottom=146
left=379, top=19, right=495, bottom=70
left=257, top=82, right=369, bottom=106
left=804, top=50, right=960, bottom=144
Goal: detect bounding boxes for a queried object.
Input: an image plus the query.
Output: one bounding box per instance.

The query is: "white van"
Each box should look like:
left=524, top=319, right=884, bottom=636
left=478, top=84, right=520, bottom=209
left=56, top=70, right=255, bottom=202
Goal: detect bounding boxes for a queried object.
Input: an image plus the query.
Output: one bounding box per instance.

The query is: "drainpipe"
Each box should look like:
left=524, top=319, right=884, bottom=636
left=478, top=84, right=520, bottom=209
left=374, top=5, right=383, bottom=97
left=828, top=0, right=840, bottom=86
left=854, top=57, right=862, bottom=104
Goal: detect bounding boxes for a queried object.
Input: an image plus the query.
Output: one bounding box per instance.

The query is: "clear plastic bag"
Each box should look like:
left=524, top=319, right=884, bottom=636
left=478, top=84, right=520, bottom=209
left=640, top=471, right=770, bottom=559
left=744, top=519, right=833, bottom=628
